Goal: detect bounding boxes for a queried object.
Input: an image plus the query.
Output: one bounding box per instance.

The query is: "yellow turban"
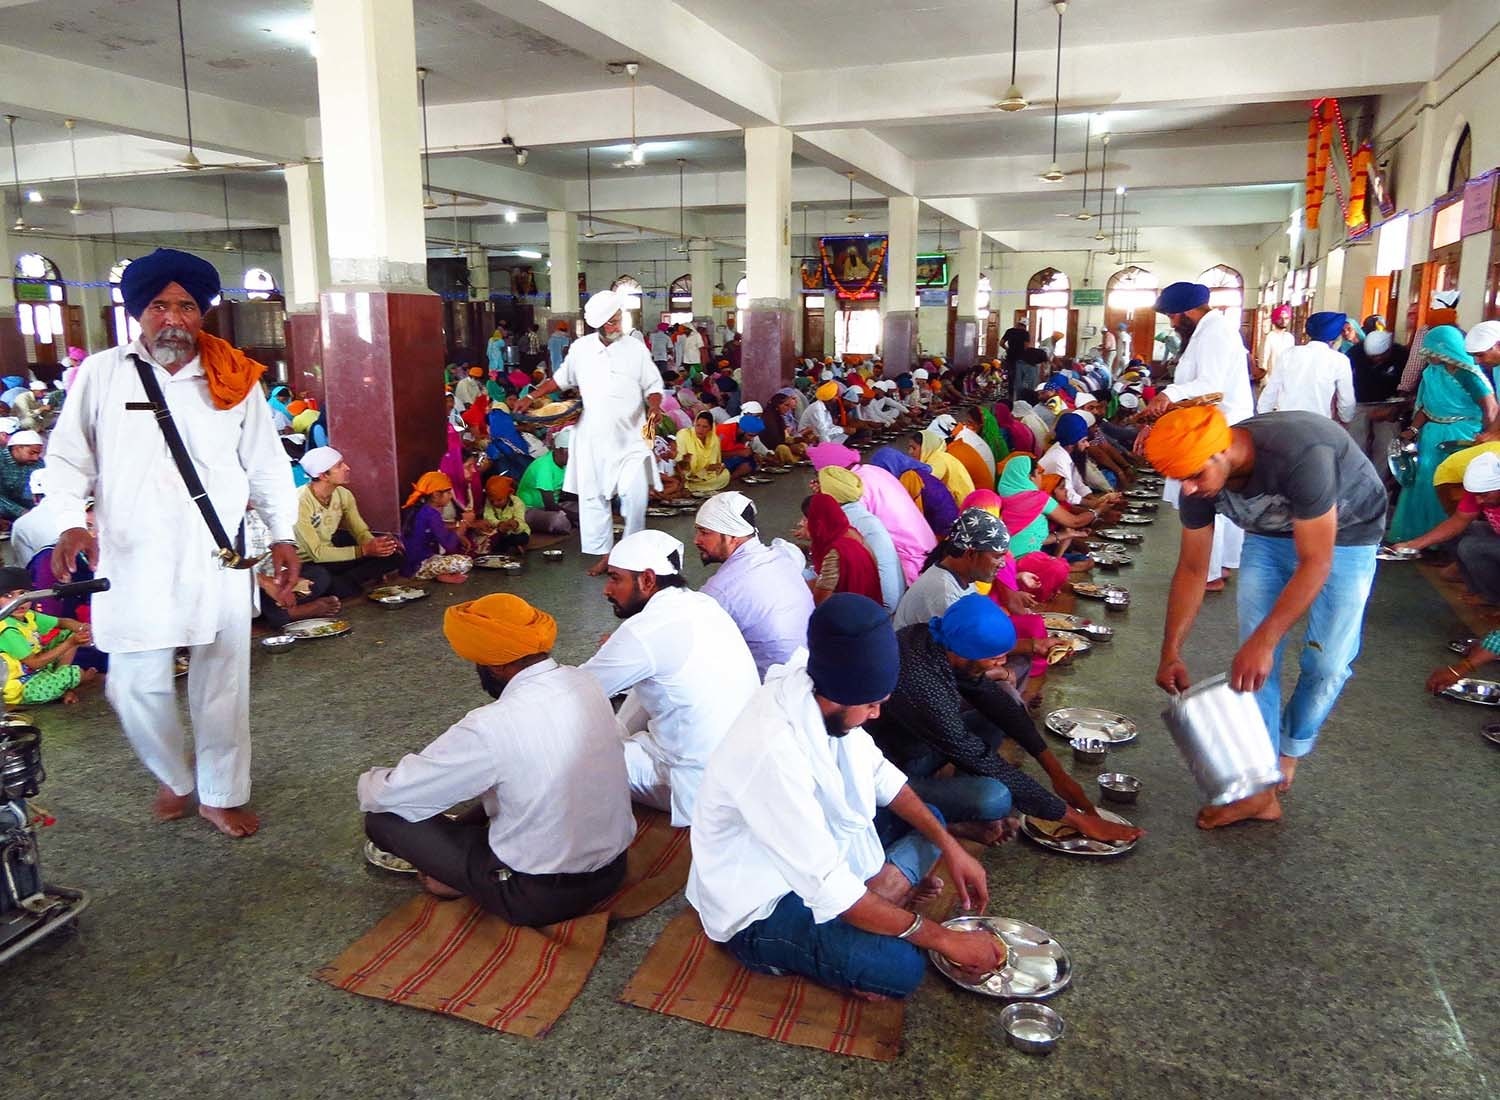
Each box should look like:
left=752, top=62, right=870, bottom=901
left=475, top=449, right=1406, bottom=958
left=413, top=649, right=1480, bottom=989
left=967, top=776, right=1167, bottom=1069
left=1144, top=406, right=1232, bottom=478
left=815, top=381, right=840, bottom=401
left=444, top=593, right=558, bottom=666
left=404, top=470, right=453, bottom=508
left=818, top=465, right=864, bottom=504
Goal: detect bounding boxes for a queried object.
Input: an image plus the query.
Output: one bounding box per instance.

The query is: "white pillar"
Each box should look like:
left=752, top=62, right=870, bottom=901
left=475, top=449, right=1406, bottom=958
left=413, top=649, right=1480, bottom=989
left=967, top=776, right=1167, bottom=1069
left=952, top=229, right=982, bottom=369
left=466, top=246, right=489, bottom=300
left=881, top=195, right=920, bottom=374
left=741, top=126, right=794, bottom=396
left=69, top=236, right=108, bottom=352
left=547, top=211, right=579, bottom=319
left=690, top=243, right=714, bottom=323
left=283, top=162, right=331, bottom=307
left=312, top=0, right=427, bottom=288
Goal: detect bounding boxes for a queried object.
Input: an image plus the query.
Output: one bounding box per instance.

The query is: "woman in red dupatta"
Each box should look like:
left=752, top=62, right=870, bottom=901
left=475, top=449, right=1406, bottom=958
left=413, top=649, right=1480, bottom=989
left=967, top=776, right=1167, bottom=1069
left=805, top=493, right=883, bottom=605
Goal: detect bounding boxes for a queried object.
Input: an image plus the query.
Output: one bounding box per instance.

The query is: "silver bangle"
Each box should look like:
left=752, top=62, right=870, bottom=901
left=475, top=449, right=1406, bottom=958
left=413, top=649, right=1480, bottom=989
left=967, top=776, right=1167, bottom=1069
left=897, top=912, right=924, bottom=940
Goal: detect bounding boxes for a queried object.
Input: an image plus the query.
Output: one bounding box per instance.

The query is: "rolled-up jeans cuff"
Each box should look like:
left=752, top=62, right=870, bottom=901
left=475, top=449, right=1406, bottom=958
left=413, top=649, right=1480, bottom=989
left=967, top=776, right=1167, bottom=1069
left=1279, top=736, right=1317, bottom=759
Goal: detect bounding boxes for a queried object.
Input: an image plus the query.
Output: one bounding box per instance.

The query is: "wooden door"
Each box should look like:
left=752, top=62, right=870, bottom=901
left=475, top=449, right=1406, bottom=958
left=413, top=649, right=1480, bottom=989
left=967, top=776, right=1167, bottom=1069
left=803, top=305, right=824, bottom=358
left=63, top=305, right=86, bottom=356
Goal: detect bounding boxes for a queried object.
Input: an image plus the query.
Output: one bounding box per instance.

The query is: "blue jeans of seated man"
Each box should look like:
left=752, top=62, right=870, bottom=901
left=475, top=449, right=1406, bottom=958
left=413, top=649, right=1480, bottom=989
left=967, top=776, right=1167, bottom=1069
left=1236, top=534, right=1378, bottom=759
left=898, top=711, right=1014, bottom=824
left=724, top=804, right=945, bottom=999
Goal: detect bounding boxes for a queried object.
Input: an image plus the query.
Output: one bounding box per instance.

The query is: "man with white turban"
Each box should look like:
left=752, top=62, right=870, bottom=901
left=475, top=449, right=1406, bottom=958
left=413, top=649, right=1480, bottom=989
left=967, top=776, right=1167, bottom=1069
left=693, top=492, right=814, bottom=678
left=519, top=290, right=664, bottom=574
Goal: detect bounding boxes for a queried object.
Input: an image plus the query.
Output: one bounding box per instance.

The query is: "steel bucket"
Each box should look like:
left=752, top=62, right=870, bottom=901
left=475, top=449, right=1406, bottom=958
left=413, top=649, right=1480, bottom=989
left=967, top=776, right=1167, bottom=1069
left=1160, top=674, right=1283, bottom=805
left=1387, top=436, right=1418, bottom=488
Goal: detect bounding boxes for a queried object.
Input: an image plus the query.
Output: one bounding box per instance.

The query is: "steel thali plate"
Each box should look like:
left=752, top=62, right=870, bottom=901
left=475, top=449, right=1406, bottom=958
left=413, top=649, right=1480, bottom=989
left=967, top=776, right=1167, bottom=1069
left=1044, top=706, right=1138, bottom=744
left=928, top=915, right=1073, bottom=1000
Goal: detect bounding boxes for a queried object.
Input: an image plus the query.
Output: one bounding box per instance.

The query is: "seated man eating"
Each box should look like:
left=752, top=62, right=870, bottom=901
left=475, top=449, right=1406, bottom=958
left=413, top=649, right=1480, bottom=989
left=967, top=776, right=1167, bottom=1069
left=358, top=593, right=636, bottom=926
left=688, top=593, right=1005, bottom=1000
left=294, top=447, right=403, bottom=597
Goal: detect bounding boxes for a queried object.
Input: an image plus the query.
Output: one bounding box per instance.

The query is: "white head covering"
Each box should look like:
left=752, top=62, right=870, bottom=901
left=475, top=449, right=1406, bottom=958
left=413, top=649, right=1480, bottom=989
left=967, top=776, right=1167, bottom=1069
left=583, top=290, right=623, bottom=328
left=1464, top=321, right=1500, bottom=355
left=1464, top=452, right=1500, bottom=494
left=843, top=388, right=862, bottom=405
left=25, top=468, right=46, bottom=497
left=739, top=401, right=763, bottom=416
left=1432, top=288, right=1461, bottom=310
left=608, top=529, right=684, bottom=575
left=299, top=446, right=343, bottom=478
left=874, top=379, right=897, bottom=392
left=7, top=430, right=42, bottom=447
left=0, top=417, right=18, bottom=435
left=913, top=368, right=930, bottom=380
left=1363, top=331, right=1393, bottom=356
left=695, top=491, right=757, bottom=537
left=1075, top=409, right=1097, bottom=427
left=927, top=413, right=956, bottom=436
left=1116, top=392, right=1141, bottom=410
left=553, top=426, right=574, bottom=448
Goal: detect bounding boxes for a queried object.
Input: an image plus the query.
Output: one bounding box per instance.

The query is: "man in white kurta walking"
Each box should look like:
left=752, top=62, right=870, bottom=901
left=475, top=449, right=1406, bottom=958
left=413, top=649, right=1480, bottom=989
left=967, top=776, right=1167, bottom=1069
left=1142, top=281, right=1254, bottom=591
left=1256, top=312, right=1357, bottom=422
left=519, top=290, right=663, bottom=574
left=47, top=249, right=299, bottom=837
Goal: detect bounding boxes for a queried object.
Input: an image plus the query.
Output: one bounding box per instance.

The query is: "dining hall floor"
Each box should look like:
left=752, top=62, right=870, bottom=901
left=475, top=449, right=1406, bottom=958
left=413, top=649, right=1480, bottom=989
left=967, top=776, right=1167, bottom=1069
left=5, top=466, right=1496, bottom=1100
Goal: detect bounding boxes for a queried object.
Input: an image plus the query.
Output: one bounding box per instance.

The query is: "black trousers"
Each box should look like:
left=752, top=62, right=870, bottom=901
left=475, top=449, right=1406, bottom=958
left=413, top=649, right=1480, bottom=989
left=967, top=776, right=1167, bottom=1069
left=312, top=552, right=404, bottom=597
left=260, top=568, right=335, bottom=630
left=364, top=808, right=628, bottom=927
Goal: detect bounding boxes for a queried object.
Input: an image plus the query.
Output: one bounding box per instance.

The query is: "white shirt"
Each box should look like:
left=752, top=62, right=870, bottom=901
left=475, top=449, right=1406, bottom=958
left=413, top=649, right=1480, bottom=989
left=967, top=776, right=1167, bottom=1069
left=1260, top=329, right=1294, bottom=381
left=583, top=586, right=759, bottom=825
left=676, top=330, right=704, bottom=369
left=553, top=332, right=665, bottom=501
left=687, top=654, right=907, bottom=942
left=1163, top=308, right=1254, bottom=425
left=1256, top=341, right=1356, bottom=421
left=42, top=341, right=297, bottom=653
left=357, top=660, right=636, bottom=875
left=453, top=376, right=483, bottom=411
left=7, top=497, right=67, bottom=568
left=1038, top=442, right=1091, bottom=506
left=798, top=400, right=847, bottom=444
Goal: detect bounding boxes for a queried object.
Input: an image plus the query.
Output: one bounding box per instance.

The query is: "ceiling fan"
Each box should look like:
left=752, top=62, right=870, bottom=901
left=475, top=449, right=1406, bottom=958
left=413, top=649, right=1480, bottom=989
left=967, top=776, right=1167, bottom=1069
left=577, top=147, right=637, bottom=240
left=842, top=172, right=865, bottom=224
left=610, top=62, right=647, bottom=169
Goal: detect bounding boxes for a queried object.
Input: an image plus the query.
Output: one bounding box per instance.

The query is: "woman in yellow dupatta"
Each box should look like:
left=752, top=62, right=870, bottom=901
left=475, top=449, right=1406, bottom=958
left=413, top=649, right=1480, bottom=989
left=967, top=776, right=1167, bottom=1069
left=675, top=411, right=731, bottom=494
left=916, top=428, right=975, bottom=504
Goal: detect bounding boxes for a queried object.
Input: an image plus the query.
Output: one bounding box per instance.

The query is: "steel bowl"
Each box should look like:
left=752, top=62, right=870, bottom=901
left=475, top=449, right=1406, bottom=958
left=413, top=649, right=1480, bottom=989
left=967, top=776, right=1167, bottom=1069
left=1071, top=736, right=1109, bottom=766
left=260, top=634, right=296, bottom=652
left=541, top=548, right=565, bottom=561
left=999, top=1002, right=1065, bottom=1055
left=374, top=594, right=406, bottom=609
left=1097, top=771, right=1142, bottom=805
left=1104, top=592, right=1131, bottom=613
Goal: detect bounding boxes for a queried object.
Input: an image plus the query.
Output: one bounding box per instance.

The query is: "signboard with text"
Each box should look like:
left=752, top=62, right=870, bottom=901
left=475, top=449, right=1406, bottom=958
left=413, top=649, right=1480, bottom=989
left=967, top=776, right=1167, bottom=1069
left=1072, top=288, right=1105, bottom=307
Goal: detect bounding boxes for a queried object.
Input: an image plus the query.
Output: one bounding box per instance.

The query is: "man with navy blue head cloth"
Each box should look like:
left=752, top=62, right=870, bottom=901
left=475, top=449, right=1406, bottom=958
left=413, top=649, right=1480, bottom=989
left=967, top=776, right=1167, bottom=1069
left=688, top=593, right=1003, bottom=1000
left=1256, top=312, right=1356, bottom=422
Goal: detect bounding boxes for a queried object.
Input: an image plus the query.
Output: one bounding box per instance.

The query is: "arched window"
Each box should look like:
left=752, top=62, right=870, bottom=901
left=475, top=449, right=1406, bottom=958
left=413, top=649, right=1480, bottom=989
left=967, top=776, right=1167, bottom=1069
left=610, top=275, right=642, bottom=333
left=1106, top=266, right=1158, bottom=312
left=109, top=259, right=142, bottom=347
left=1026, top=268, right=1071, bottom=351
left=666, top=273, right=694, bottom=327
left=1447, top=124, right=1472, bottom=194
left=243, top=267, right=277, bottom=301
left=14, top=253, right=65, bottom=351
left=1201, top=264, right=1244, bottom=313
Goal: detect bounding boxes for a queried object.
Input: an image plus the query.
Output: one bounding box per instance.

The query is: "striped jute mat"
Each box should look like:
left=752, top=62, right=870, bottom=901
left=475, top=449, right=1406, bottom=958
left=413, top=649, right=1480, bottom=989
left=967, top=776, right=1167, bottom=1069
left=617, top=844, right=982, bottom=1061
left=314, top=806, right=690, bottom=1037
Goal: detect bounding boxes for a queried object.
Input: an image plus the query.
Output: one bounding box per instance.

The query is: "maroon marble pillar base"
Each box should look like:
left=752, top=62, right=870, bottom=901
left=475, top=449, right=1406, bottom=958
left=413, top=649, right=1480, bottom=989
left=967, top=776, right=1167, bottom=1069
left=0, top=311, right=27, bottom=378
left=881, top=310, right=917, bottom=377
left=320, top=289, right=446, bottom=532
left=952, top=317, right=980, bottom=370
left=741, top=303, right=794, bottom=403
left=284, top=310, right=324, bottom=407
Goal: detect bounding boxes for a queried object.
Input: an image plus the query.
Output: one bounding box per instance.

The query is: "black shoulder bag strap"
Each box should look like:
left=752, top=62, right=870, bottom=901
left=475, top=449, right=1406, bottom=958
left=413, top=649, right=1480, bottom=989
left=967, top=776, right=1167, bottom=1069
left=128, top=353, right=258, bottom=569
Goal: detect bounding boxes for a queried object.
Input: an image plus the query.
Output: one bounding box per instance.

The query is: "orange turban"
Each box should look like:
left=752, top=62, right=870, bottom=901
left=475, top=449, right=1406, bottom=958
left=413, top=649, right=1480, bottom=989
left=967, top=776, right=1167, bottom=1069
left=1144, top=406, right=1232, bottom=478
left=444, top=593, right=557, bottom=666
left=468, top=366, right=485, bottom=378
left=815, top=381, right=840, bottom=401
left=404, top=470, right=453, bottom=508
left=485, top=475, right=515, bottom=501
left=286, top=400, right=308, bottom=417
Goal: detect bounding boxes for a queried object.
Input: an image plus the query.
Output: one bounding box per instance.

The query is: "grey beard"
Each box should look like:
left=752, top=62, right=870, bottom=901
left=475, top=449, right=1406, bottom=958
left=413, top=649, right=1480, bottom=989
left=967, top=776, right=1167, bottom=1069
left=147, top=328, right=196, bottom=366
left=600, top=328, right=623, bottom=345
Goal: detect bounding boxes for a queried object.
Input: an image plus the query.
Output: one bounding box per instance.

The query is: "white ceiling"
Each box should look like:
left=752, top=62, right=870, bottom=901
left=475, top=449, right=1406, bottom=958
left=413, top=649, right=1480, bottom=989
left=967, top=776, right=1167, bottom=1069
left=673, top=0, right=1450, bottom=72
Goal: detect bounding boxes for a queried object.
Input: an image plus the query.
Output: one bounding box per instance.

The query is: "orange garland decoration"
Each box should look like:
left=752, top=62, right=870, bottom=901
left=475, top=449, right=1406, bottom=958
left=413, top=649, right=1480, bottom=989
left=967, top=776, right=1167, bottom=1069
left=819, top=239, right=889, bottom=299
left=1347, top=144, right=1372, bottom=234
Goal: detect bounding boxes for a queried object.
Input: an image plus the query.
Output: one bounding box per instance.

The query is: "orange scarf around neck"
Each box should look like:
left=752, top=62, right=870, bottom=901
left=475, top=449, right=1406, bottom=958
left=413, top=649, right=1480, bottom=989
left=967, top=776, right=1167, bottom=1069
left=196, top=331, right=267, bottom=410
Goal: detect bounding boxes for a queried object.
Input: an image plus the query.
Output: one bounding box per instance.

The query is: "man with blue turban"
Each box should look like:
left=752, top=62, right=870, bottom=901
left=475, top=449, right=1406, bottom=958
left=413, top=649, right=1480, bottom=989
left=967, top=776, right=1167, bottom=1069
left=1256, top=312, right=1356, bottom=421
left=1143, top=281, right=1254, bottom=591
left=44, top=247, right=299, bottom=839
left=869, top=593, right=1143, bottom=848
left=687, top=593, right=1001, bottom=1000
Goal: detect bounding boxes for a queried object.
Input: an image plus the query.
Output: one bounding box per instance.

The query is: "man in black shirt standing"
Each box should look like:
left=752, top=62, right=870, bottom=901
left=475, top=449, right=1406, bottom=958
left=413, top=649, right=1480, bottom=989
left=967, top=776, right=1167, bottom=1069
left=1146, top=407, right=1383, bottom=830
left=1345, top=330, right=1410, bottom=489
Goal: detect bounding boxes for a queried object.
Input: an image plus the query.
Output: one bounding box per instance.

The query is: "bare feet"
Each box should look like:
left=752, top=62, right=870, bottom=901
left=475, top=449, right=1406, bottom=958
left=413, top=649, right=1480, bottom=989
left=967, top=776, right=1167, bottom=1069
left=586, top=557, right=609, bottom=577
left=61, top=690, right=80, bottom=705
left=865, top=863, right=913, bottom=905
left=949, top=819, right=1015, bottom=845
left=1276, top=754, right=1299, bottom=793
left=904, top=874, right=944, bottom=908
left=288, top=596, right=341, bottom=620
left=199, top=803, right=260, bottom=838
left=1195, top=788, right=1282, bottom=830
left=417, top=873, right=464, bottom=899
left=152, top=784, right=192, bottom=822
left=1204, top=577, right=1227, bottom=593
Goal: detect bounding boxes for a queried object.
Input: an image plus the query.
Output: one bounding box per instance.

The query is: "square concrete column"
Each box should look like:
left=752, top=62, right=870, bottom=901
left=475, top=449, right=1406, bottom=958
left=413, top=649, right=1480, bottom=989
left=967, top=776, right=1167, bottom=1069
left=281, top=163, right=332, bottom=404
left=690, top=243, right=714, bottom=329
left=68, top=236, right=109, bottom=353
left=313, top=0, right=442, bottom=532
left=881, top=195, right=920, bottom=376
left=823, top=294, right=838, bottom=359
left=0, top=217, right=25, bottom=375
left=547, top=211, right=579, bottom=326
left=951, top=228, right=982, bottom=370
left=741, top=126, right=794, bottom=401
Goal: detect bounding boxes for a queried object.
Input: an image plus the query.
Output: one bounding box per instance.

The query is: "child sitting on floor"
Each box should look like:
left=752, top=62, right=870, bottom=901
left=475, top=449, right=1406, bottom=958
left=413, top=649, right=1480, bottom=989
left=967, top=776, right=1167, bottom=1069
left=0, top=567, right=97, bottom=705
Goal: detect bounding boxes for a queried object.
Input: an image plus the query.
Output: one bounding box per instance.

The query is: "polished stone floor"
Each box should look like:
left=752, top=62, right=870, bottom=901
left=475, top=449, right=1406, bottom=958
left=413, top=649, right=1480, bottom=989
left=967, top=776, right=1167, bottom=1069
left=5, top=467, right=1496, bottom=1100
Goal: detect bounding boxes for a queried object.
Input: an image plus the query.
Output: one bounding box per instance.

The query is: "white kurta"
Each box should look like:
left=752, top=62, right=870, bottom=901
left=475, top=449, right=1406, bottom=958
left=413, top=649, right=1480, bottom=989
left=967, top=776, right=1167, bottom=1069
left=1160, top=309, right=1252, bottom=578
left=43, top=341, right=297, bottom=653
left=1256, top=342, right=1356, bottom=421
left=1260, top=328, right=1294, bottom=382
left=798, top=401, right=847, bottom=444
left=553, top=332, right=664, bottom=555
left=582, top=586, right=758, bottom=827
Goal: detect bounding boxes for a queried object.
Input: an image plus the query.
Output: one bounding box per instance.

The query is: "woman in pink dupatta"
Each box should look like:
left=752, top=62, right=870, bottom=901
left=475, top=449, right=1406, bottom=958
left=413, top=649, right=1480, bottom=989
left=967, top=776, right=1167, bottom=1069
left=809, top=444, right=936, bottom=583
left=992, top=401, right=1036, bottom=456
left=962, top=490, right=1049, bottom=679
left=998, top=486, right=1071, bottom=600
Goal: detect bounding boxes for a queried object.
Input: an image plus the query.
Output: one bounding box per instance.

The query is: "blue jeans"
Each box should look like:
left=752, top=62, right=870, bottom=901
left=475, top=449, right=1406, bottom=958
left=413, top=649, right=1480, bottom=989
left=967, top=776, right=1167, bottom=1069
left=724, top=805, right=945, bottom=999
left=899, top=711, right=1014, bottom=823
left=1236, top=534, right=1378, bottom=758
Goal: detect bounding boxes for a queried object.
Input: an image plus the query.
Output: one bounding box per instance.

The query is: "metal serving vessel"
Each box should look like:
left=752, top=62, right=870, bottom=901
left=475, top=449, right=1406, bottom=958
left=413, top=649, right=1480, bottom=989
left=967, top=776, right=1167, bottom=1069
left=1046, top=707, right=1138, bottom=744
left=1019, top=808, right=1140, bottom=857
left=1161, top=674, right=1282, bottom=805
left=999, top=1002, right=1065, bottom=1055
left=1440, top=678, right=1500, bottom=706
left=928, top=915, right=1072, bottom=1000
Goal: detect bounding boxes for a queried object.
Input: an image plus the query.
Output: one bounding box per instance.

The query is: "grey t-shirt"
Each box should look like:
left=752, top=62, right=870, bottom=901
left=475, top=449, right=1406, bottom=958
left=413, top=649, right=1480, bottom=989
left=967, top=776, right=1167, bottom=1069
left=892, top=564, right=976, bottom=629
left=1178, top=411, right=1386, bottom=546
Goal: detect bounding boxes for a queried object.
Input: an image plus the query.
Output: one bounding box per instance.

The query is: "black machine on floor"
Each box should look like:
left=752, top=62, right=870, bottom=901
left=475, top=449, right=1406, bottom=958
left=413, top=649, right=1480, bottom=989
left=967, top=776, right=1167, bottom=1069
left=0, top=578, right=109, bottom=964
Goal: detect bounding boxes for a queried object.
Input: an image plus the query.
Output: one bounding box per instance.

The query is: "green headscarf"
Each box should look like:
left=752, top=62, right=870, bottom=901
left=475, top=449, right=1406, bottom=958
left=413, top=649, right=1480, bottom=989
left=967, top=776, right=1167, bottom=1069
left=1423, top=324, right=1476, bottom=367
left=997, top=454, right=1037, bottom=497
left=979, top=407, right=1008, bottom=461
